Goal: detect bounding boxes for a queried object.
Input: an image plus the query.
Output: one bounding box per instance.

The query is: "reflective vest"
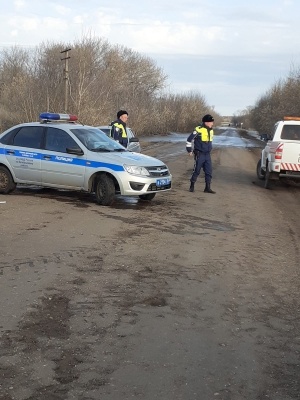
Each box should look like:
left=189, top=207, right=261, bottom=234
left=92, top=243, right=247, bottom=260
left=112, top=122, right=127, bottom=138
left=195, top=126, right=214, bottom=142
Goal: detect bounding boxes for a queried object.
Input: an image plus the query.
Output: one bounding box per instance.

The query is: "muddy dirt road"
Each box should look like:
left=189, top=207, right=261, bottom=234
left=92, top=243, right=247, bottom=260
left=0, top=128, right=300, bottom=400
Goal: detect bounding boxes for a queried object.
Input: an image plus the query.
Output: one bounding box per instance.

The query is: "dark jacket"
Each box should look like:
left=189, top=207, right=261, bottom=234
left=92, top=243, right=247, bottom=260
left=186, top=125, right=214, bottom=154
left=111, top=119, right=128, bottom=148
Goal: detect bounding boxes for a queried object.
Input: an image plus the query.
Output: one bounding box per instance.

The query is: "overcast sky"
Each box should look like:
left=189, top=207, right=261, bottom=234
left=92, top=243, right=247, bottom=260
left=1, top=0, right=300, bottom=115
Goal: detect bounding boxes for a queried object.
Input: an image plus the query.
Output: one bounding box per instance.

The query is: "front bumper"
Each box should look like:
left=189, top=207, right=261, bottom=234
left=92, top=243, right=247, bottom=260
left=119, top=173, right=172, bottom=195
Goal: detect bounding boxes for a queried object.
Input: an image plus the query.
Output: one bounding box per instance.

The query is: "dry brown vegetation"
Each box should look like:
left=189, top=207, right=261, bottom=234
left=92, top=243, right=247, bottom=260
left=0, top=36, right=222, bottom=135
left=232, top=66, right=300, bottom=134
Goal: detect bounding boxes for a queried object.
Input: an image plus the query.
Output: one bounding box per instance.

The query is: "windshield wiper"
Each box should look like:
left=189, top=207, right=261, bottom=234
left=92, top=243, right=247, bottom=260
left=91, top=146, right=112, bottom=152
left=113, top=148, right=127, bottom=152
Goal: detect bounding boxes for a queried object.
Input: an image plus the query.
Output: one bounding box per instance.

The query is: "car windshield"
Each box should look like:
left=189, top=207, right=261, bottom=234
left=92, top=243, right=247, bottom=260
left=71, top=128, right=127, bottom=152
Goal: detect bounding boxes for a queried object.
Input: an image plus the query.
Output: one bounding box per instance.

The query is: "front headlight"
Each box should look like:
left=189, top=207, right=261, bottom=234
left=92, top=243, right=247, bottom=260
left=123, top=164, right=150, bottom=176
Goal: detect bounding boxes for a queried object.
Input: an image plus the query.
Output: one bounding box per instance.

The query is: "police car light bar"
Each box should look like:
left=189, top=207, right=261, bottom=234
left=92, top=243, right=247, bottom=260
left=39, top=112, right=78, bottom=122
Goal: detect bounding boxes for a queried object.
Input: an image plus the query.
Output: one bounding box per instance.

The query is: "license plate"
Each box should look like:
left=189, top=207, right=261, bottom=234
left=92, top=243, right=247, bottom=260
left=156, top=178, right=170, bottom=186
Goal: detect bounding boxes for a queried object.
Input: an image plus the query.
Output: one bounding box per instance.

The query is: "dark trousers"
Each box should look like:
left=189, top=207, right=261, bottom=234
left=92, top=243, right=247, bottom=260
left=119, top=138, right=128, bottom=148
left=191, top=151, right=212, bottom=184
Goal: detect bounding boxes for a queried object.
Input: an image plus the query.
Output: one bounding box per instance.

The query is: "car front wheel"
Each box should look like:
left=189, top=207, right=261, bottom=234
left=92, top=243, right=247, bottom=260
left=95, top=174, right=115, bottom=205
left=0, top=166, right=16, bottom=194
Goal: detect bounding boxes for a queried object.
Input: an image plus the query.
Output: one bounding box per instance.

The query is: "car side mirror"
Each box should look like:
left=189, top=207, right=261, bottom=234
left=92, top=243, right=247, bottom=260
left=66, top=147, right=84, bottom=155
left=129, top=137, right=139, bottom=143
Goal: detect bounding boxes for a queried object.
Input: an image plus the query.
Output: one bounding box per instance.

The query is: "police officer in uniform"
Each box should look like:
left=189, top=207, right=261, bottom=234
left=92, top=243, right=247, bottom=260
left=111, top=110, right=129, bottom=148
left=186, top=114, right=216, bottom=194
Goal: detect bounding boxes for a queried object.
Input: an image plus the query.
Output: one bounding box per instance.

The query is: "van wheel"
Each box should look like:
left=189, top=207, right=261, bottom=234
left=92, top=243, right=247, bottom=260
left=139, top=193, right=156, bottom=201
left=256, top=159, right=265, bottom=180
left=95, top=174, right=115, bottom=205
left=0, top=166, right=16, bottom=194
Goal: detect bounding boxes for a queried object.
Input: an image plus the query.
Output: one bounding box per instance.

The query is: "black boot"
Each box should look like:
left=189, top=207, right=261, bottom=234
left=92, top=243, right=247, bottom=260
left=189, top=182, right=195, bottom=192
left=204, top=183, right=216, bottom=194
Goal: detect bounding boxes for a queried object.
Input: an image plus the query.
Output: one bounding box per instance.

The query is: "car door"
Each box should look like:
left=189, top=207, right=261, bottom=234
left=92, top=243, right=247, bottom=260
left=41, top=127, right=86, bottom=188
left=3, top=126, right=44, bottom=183
left=127, top=128, right=141, bottom=153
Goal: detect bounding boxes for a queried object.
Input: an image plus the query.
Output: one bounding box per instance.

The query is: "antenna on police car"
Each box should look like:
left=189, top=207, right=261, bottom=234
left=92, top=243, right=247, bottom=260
left=60, top=48, right=71, bottom=113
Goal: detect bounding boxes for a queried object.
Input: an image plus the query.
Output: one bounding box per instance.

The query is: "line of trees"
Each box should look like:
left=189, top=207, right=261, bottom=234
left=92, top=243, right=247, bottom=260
left=0, top=36, right=221, bottom=135
left=232, top=66, right=300, bottom=134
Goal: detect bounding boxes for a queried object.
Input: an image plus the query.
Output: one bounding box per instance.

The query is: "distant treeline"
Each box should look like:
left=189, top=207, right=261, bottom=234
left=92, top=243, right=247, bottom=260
left=0, top=36, right=222, bottom=135
left=232, top=67, right=300, bottom=134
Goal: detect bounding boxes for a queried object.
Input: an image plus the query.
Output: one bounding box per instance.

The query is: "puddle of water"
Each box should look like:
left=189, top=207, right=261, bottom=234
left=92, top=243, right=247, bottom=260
left=141, top=128, right=262, bottom=148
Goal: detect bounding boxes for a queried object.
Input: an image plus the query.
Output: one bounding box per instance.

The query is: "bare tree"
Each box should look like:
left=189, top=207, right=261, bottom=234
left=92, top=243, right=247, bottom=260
left=0, top=36, right=221, bottom=135
left=250, top=64, right=300, bottom=134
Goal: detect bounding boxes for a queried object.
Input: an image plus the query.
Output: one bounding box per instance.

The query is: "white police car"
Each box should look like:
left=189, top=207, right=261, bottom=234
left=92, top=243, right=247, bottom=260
left=0, top=113, right=172, bottom=205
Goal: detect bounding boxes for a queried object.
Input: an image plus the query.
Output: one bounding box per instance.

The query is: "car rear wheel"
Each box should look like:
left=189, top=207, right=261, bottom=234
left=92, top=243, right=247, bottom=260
left=95, top=174, right=115, bottom=205
left=256, top=159, right=265, bottom=180
left=139, top=193, right=156, bottom=201
left=0, top=166, right=16, bottom=194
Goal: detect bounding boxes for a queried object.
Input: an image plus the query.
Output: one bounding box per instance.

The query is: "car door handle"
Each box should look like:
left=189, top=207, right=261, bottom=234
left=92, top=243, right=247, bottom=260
left=43, top=155, right=52, bottom=160
left=6, top=150, right=15, bottom=155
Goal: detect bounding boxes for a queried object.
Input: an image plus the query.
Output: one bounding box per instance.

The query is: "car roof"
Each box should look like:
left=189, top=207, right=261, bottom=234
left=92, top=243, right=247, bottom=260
left=8, top=122, right=98, bottom=129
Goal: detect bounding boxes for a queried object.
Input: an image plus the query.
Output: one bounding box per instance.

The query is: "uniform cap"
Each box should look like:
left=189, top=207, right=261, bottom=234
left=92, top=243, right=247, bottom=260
left=202, top=114, right=214, bottom=122
left=117, top=110, right=128, bottom=119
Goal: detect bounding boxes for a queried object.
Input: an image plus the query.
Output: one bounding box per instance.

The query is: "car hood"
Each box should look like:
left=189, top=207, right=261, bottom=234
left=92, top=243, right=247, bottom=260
left=89, top=151, right=165, bottom=167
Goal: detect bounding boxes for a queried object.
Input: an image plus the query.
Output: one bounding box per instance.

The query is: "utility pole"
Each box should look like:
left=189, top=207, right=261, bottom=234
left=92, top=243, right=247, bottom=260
left=60, top=48, right=71, bottom=112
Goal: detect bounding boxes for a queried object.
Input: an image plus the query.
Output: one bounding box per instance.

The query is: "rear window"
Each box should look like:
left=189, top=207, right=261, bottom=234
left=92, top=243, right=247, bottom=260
left=0, top=127, right=21, bottom=144
left=13, top=126, right=44, bottom=149
left=281, top=125, right=300, bottom=140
